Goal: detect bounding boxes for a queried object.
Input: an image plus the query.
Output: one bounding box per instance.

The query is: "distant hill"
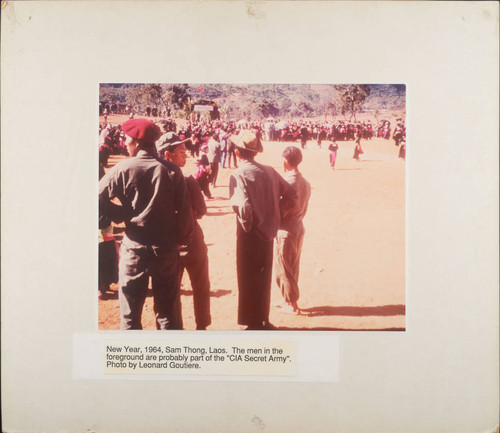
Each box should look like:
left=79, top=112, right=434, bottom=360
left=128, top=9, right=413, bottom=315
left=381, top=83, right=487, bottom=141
left=364, top=84, right=406, bottom=111
left=100, top=83, right=405, bottom=119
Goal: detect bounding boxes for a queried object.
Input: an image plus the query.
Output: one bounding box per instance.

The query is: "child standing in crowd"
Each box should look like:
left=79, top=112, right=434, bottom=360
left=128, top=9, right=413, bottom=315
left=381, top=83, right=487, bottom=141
left=196, top=144, right=212, bottom=199
left=328, top=141, right=339, bottom=169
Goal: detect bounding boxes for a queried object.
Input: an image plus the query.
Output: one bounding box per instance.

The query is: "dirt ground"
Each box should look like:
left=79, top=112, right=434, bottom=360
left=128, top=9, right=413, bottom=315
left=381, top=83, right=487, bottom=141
left=98, top=115, right=405, bottom=331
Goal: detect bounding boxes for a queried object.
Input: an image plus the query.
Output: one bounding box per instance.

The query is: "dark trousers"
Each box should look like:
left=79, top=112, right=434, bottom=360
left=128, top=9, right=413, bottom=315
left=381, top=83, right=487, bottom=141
left=119, top=236, right=182, bottom=330
left=197, top=174, right=212, bottom=199
left=99, top=240, right=118, bottom=286
left=236, top=224, right=273, bottom=327
left=210, top=161, right=219, bottom=186
left=181, top=233, right=211, bottom=329
left=221, top=151, right=228, bottom=168
left=227, top=150, right=237, bottom=168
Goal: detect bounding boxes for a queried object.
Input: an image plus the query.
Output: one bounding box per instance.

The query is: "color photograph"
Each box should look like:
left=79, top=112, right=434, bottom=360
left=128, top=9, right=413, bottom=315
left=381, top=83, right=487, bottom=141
left=98, top=83, right=406, bottom=331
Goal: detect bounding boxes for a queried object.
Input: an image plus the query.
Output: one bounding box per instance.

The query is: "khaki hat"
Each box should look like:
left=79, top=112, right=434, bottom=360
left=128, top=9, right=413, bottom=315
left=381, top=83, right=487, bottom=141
left=156, top=132, right=190, bottom=154
left=231, top=130, right=263, bottom=153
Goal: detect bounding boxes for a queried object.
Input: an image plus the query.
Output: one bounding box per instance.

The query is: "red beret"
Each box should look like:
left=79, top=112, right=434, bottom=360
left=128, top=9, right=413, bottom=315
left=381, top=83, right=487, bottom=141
left=121, top=119, right=162, bottom=144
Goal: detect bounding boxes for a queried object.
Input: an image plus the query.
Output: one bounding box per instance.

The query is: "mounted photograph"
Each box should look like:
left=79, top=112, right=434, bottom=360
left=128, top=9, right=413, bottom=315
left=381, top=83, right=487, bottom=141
left=98, top=83, right=406, bottom=331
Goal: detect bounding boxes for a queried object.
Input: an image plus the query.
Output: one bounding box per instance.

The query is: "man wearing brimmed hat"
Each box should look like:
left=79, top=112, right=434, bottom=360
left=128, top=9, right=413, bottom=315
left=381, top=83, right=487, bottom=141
left=229, top=131, right=296, bottom=330
left=163, top=140, right=212, bottom=330
left=99, top=118, right=193, bottom=330
left=156, top=128, right=191, bottom=160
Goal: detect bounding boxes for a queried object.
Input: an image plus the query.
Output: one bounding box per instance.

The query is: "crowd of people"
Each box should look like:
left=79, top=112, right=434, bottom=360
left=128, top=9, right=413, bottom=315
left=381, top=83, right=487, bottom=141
left=98, top=113, right=406, bottom=330
left=99, top=116, right=406, bottom=168
left=100, top=102, right=169, bottom=118
left=242, top=118, right=406, bottom=147
left=98, top=118, right=315, bottom=330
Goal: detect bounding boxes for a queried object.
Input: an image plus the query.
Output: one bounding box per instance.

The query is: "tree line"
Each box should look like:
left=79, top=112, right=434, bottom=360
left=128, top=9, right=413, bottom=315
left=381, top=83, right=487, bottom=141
left=99, top=83, right=405, bottom=120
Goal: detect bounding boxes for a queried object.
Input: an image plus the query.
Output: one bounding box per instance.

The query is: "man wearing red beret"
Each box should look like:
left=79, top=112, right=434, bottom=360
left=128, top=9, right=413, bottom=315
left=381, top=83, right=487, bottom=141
left=99, top=118, right=193, bottom=330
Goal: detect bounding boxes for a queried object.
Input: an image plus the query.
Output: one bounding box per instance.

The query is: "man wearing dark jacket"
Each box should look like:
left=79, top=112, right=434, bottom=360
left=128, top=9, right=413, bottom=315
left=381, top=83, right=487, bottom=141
left=162, top=140, right=212, bottom=330
left=99, top=118, right=193, bottom=330
left=229, top=131, right=296, bottom=330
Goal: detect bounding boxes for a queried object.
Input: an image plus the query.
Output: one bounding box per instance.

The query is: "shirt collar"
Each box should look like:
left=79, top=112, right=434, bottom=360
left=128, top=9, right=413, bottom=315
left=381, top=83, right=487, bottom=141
left=135, top=148, right=158, bottom=158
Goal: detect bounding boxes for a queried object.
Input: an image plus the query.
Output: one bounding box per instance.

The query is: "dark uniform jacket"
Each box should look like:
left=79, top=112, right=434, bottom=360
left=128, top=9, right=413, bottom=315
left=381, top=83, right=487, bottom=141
left=184, top=174, right=207, bottom=246
left=99, top=148, right=193, bottom=249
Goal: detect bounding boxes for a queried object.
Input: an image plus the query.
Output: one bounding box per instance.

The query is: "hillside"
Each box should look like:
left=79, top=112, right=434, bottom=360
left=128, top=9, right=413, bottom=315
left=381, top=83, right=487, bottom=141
left=100, top=83, right=405, bottom=119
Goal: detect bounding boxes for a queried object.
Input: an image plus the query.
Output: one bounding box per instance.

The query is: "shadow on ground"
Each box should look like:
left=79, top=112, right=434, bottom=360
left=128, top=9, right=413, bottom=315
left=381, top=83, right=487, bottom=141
left=300, top=304, right=405, bottom=317
left=180, top=289, right=232, bottom=298
left=273, top=326, right=406, bottom=331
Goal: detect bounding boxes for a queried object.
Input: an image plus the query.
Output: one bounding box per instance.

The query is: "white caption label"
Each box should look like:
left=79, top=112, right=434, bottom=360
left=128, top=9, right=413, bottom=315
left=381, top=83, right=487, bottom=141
left=73, top=333, right=339, bottom=382
left=104, top=340, right=296, bottom=376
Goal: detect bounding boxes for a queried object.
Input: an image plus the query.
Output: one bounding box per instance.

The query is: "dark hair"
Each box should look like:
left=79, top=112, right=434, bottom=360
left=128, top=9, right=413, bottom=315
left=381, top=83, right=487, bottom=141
left=282, top=146, right=303, bottom=168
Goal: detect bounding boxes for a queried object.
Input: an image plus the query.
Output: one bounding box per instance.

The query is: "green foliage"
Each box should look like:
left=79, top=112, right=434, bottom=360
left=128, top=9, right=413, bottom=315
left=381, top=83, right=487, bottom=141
left=119, top=84, right=165, bottom=107
left=100, top=83, right=405, bottom=119
left=164, top=84, right=190, bottom=109
left=100, top=84, right=131, bottom=104
left=125, top=86, right=145, bottom=106
left=365, top=85, right=406, bottom=111
left=333, top=84, right=371, bottom=120
left=126, top=84, right=163, bottom=107
left=290, top=101, right=314, bottom=117
left=100, top=86, right=117, bottom=102
left=141, top=84, right=164, bottom=106
left=253, top=99, right=279, bottom=118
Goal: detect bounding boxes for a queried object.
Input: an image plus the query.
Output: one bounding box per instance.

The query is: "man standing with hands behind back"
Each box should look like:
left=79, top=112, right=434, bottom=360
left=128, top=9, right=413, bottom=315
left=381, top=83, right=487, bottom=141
left=99, top=118, right=192, bottom=330
left=229, top=131, right=296, bottom=330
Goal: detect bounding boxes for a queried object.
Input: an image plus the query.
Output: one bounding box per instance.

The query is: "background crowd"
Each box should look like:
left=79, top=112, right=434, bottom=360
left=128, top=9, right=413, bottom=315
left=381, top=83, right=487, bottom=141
left=98, top=112, right=406, bottom=330
left=99, top=116, right=406, bottom=168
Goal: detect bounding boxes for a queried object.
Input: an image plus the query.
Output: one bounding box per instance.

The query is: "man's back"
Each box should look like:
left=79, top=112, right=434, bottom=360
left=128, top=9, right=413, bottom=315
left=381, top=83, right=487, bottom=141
left=99, top=149, right=191, bottom=248
left=230, top=160, right=292, bottom=241
left=280, top=172, right=311, bottom=232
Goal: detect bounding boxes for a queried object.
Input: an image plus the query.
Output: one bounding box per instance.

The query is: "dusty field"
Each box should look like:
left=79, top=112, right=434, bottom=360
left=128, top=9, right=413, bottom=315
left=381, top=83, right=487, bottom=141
left=98, top=115, right=405, bottom=331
